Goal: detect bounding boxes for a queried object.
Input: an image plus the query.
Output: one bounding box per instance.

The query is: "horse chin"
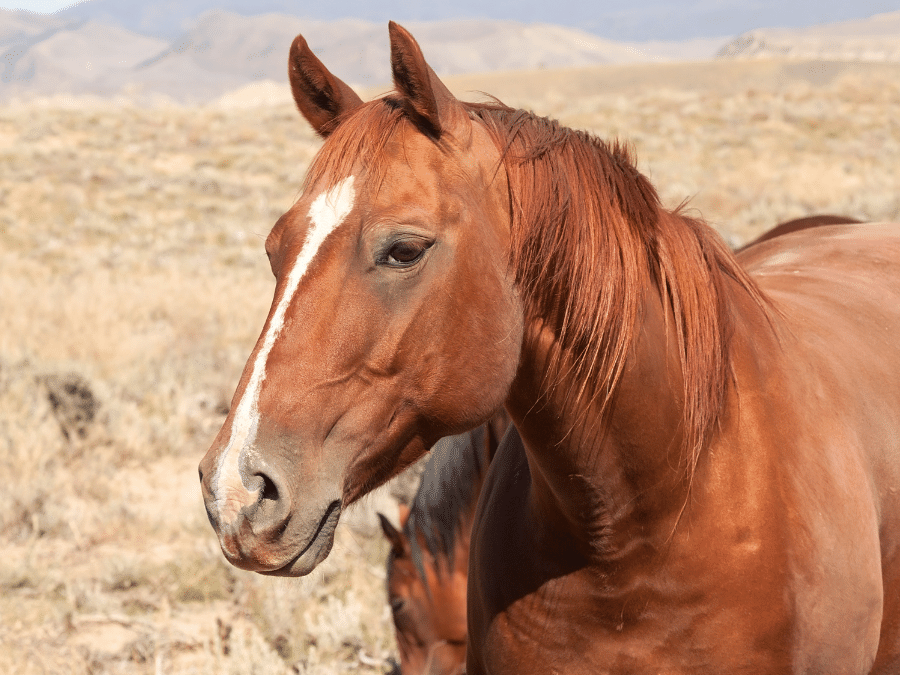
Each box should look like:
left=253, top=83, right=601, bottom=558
left=239, top=499, right=343, bottom=578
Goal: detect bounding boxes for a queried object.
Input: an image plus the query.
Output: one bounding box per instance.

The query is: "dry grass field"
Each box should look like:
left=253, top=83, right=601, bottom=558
left=1, top=58, right=898, bottom=674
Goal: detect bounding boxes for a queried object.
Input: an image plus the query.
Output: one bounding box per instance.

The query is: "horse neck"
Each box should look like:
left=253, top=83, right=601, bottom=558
left=505, top=291, right=684, bottom=556
left=503, top=209, right=757, bottom=563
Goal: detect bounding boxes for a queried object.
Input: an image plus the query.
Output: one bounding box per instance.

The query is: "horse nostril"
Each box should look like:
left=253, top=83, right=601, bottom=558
left=240, top=455, right=291, bottom=524
left=242, top=470, right=281, bottom=515
left=260, top=474, right=279, bottom=502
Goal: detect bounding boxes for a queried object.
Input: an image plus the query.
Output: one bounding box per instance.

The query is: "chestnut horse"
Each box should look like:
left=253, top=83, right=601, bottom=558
left=379, top=413, right=509, bottom=675
left=199, top=23, right=900, bottom=673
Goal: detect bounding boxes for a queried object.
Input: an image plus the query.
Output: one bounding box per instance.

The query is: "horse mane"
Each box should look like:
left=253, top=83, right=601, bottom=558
left=404, top=429, right=489, bottom=581
left=303, top=95, right=767, bottom=476
left=468, top=102, right=767, bottom=473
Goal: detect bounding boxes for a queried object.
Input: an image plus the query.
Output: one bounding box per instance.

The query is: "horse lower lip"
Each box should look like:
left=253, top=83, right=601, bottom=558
left=262, top=500, right=342, bottom=577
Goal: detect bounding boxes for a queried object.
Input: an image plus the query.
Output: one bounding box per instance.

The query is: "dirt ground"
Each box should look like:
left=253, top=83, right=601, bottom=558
left=1, top=57, right=898, bottom=673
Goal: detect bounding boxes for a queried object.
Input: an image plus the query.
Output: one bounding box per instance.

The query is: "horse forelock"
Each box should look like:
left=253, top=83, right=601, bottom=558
left=304, top=97, right=452, bottom=197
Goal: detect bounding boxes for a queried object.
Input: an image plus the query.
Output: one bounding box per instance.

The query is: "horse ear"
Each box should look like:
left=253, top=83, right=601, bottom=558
left=288, top=34, right=363, bottom=138
left=378, top=512, right=407, bottom=552
left=388, top=21, right=462, bottom=138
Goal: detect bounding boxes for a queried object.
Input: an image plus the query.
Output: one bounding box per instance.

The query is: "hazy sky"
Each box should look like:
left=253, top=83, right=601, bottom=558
left=0, top=0, right=81, bottom=10
left=3, top=0, right=899, bottom=41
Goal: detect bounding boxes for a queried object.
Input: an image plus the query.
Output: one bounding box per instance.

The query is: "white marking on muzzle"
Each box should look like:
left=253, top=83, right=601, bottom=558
left=212, top=176, right=356, bottom=527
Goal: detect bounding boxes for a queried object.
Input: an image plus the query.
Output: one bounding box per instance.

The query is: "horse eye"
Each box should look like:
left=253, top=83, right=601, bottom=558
left=384, top=239, right=431, bottom=267
left=390, top=597, right=406, bottom=613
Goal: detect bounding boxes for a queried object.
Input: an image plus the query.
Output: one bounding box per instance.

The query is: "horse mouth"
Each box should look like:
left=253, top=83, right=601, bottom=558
left=261, top=499, right=342, bottom=577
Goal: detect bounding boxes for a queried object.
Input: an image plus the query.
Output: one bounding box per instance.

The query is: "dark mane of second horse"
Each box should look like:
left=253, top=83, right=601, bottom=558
left=399, top=416, right=506, bottom=581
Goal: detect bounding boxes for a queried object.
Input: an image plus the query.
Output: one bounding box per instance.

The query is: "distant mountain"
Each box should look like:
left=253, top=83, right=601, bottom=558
left=1, top=12, right=167, bottom=95
left=718, top=10, right=900, bottom=61
left=52, top=0, right=900, bottom=43
left=0, top=9, right=726, bottom=103
left=2, top=7, right=898, bottom=104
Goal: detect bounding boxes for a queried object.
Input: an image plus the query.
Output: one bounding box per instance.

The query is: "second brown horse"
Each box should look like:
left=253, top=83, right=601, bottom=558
left=379, top=413, right=508, bottom=675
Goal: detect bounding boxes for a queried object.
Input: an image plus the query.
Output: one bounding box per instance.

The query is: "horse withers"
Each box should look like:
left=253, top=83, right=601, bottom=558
left=199, top=22, right=900, bottom=674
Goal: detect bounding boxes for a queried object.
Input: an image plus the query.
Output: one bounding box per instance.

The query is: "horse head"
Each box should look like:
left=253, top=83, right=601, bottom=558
left=198, top=24, right=522, bottom=576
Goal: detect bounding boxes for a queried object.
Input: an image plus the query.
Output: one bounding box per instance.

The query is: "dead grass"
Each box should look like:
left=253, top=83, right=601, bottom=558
left=1, top=59, right=898, bottom=673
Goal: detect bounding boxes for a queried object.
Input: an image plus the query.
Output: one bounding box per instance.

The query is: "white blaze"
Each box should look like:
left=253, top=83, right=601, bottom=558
left=212, top=176, right=356, bottom=523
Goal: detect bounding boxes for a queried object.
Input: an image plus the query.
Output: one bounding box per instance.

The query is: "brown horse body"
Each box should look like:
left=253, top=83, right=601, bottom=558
left=199, top=23, right=900, bottom=673
left=473, top=224, right=900, bottom=673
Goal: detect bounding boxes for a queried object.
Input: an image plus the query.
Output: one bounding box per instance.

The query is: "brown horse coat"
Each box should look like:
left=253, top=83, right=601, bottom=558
left=380, top=214, right=865, bottom=673
left=471, top=222, right=900, bottom=673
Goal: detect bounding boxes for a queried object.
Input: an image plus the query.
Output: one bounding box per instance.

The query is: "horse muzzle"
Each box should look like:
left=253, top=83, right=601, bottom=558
left=198, top=445, right=342, bottom=577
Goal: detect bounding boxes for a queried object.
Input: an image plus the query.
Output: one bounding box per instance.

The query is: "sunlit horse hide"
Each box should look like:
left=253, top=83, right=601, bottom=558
left=379, top=412, right=509, bottom=675
left=199, top=22, right=900, bottom=674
